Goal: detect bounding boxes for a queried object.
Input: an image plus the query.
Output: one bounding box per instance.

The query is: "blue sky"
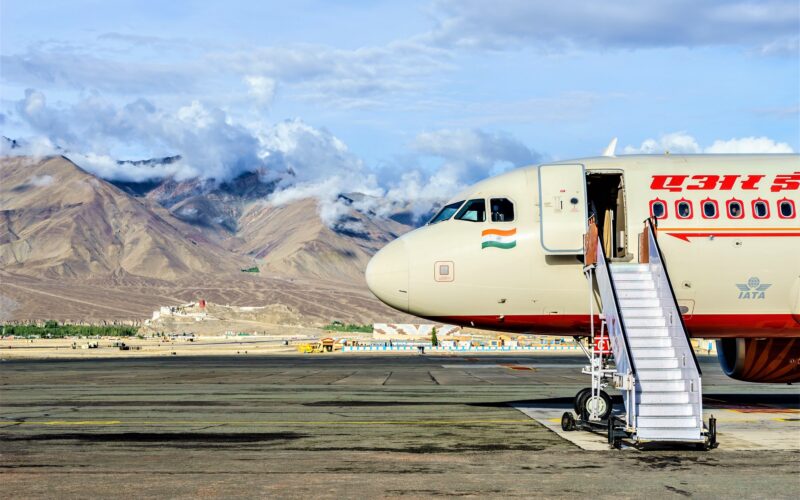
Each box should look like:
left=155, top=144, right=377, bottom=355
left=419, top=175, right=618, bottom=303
left=1, top=0, right=798, bottom=216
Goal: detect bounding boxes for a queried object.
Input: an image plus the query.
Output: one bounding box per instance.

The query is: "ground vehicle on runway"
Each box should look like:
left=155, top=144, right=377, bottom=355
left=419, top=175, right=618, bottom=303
left=366, top=152, right=800, bottom=385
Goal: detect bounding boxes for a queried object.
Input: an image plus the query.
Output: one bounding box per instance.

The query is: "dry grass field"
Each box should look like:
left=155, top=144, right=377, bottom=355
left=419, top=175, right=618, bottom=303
left=0, top=271, right=416, bottom=326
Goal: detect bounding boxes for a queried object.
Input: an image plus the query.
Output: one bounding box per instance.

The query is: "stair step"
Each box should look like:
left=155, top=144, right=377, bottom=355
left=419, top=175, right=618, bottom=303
left=636, top=428, right=703, bottom=441
left=622, top=307, right=664, bottom=317
left=626, top=327, right=670, bottom=337
left=610, top=264, right=651, bottom=272
left=615, top=281, right=656, bottom=290
left=637, top=369, right=683, bottom=380
left=637, top=380, right=687, bottom=392
left=636, top=404, right=697, bottom=417
left=612, top=273, right=654, bottom=281
left=636, top=358, right=680, bottom=369
left=625, top=317, right=666, bottom=327
left=634, top=348, right=677, bottom=358
left=638, top=391, right=691, bottom=404
left=619, top=298, right=661, bottom=308
left=617, top=289, right=659, bottom=299
left=629, top=337, right=673, bottom=348
left=637, top=416, right=699, bottom=428
left=628, top=337, right=673, bottom=348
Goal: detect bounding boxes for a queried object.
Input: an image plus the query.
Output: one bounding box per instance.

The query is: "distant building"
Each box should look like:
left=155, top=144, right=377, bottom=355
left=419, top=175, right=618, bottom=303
left=149, top=302, right=208, bottom=322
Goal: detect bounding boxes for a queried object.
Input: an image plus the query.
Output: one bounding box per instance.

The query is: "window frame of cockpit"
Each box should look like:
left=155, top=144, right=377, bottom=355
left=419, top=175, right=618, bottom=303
left=488, top=197, right=516, bottom=223
left=427, top=200, right=466, bottom=225
left=455, top=198, right=487, bottom=222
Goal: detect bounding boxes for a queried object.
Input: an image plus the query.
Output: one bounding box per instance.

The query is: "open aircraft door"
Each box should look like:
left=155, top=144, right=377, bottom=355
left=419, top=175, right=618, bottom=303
left=538, top=164, right=587, bottom=254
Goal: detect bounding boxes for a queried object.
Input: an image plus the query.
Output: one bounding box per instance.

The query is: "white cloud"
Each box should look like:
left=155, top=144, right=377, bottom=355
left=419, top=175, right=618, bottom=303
left=705, top=137, right=794, bottom=154
left=244, top=76, right=277, bottom=107
left=623, top=132, right=701, bottom=154
left=413, top=128, right=540, bottom=181
left=12, top=89, right=263, bottom=182
left=755, top=35, right=800, bottom=57
left=266, top=127, right=538, bottom=228
left=624, top=132, right=794, bottom=154
left=1, top=33, right=447, bottom=110
left=0, top=45, right=196, bottom=95
left=429, top=0, right=800, bottom=55
left=30, top=174, right=53, bottom=187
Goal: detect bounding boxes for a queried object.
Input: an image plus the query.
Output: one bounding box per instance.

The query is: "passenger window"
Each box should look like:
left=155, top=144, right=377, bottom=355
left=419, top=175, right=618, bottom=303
left=778, top=199, right=796, bottom=219
left=676, top=200, right=692, bottom=219
left=489, top=198, right=514, bottom=222
left=428, top=200, right=464, bottom=224
left=455, top=199, right=486, bottom=222
left=702, top=199, right=718, bottom=219
left=650, top=200, right=666, bottom=219
left=727, top=200, right=743, bottom=219
left=752, top=200, right=769, bottom=219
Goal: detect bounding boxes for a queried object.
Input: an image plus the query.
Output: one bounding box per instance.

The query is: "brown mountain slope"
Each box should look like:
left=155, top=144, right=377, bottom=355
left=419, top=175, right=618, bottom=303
left=0, top=156, right=246, bottom=280
left=235, top=197, right=412, bottom=283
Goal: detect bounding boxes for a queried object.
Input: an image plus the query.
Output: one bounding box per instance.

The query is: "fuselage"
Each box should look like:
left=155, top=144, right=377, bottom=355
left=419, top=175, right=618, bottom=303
left=366, top=154, right=800, bottom=339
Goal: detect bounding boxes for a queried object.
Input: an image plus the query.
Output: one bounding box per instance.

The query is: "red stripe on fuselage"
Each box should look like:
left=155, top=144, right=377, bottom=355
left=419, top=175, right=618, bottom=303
left=666, top=232, right=800, bottom=242
left=430, top=314, right=800, bottom=338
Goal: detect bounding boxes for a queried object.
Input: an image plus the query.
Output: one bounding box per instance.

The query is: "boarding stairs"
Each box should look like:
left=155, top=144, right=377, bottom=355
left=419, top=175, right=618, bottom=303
left=585, top=219, right=711, bottom=446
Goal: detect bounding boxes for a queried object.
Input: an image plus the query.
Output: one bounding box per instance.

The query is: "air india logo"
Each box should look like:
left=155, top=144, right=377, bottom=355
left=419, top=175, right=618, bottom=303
left=736, top=277, right=771, bottom=300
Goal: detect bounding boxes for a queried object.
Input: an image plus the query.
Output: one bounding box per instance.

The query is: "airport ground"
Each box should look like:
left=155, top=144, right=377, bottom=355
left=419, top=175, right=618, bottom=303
left=1, top=354, right=798, bottom=499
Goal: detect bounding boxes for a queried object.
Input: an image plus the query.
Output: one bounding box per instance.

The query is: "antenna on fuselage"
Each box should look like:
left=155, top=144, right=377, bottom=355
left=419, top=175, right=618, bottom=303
left=601, top=137, right=618, bottom=157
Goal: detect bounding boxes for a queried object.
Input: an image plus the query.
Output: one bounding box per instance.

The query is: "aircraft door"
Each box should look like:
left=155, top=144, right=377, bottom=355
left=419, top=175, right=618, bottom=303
left=538, top=164, right=587, bottom=254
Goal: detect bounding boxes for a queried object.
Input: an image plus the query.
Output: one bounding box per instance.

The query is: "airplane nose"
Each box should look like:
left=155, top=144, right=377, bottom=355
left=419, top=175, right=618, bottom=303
left=365, top=239, right=409, bottom=312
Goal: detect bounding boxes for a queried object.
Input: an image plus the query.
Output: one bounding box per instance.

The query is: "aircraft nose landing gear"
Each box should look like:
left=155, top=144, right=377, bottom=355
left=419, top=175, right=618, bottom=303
left=574, top=387, right=612, bottom=420
left=562, top=387, right=621, bottom=446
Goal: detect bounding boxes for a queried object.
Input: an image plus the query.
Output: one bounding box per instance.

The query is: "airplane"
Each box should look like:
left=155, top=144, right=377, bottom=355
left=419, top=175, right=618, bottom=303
left=365, top=150, right=800, bottom=402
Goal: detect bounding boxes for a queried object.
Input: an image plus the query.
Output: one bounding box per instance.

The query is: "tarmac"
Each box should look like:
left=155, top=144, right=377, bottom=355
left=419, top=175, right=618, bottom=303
left=1, top=353, right=798, bottom=498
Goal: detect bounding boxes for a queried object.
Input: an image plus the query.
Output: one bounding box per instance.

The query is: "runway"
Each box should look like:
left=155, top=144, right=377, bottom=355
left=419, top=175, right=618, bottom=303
left=1, top=354, right=798, bottom=498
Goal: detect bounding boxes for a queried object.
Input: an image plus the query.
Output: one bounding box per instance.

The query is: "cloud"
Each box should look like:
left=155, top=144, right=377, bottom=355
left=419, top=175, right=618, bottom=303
left=1, top=34, right=447, bottom=109
left=624, top=132, right=794, bottom=154
left=428, top=0, right=800, bottom=55
left=11, top=89, right=263, bottom=182
left=753, top=104, right=800, bottom=119
left=244, top=76, right=277, bottom=107
left=259, top=119, right=366, bottom=185
left=413, top=128, right=540, bottom=180
left=623, top=132, right=701, bottom=154
left=705, top=137, right=794, bottom=154
left=29, top=174, right=54, bottom=187
left=217, top=40, right=447, bottom=108
left=1, top=45, right=197, bottom=95
left=266, top=127, right=539, bottom=228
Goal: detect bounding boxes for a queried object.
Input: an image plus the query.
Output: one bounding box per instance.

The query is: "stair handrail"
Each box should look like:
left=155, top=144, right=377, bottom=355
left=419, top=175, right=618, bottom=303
left=595, top=235, right=637, bottom=376
left=644, top=218, right=702, bottom=375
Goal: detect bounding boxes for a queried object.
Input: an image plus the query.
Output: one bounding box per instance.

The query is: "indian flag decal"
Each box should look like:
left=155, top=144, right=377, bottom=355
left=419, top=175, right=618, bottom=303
left=481, top=228, right=517, bottom=249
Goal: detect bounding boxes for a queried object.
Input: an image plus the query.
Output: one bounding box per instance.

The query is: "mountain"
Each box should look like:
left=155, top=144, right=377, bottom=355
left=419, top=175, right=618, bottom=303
left=0, top=156, right=246, bottom=280
left=235, top=196, right=411, bottom=282
left=0, top=154, right=419, bottom=323
left=105, top=161, right=417, bottom=282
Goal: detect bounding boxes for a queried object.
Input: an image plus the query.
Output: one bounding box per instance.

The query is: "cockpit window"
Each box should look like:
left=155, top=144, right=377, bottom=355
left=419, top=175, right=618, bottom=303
left=428, top=200, right=464, bottom=224
left=490, top=198, right=514, bottom=222
left=455, top=199, right=486, bottom=222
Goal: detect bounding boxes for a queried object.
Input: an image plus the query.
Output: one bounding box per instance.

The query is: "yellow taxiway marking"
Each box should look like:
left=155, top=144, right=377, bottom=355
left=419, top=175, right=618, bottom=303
left=11, top=419, right=532, bottom=427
